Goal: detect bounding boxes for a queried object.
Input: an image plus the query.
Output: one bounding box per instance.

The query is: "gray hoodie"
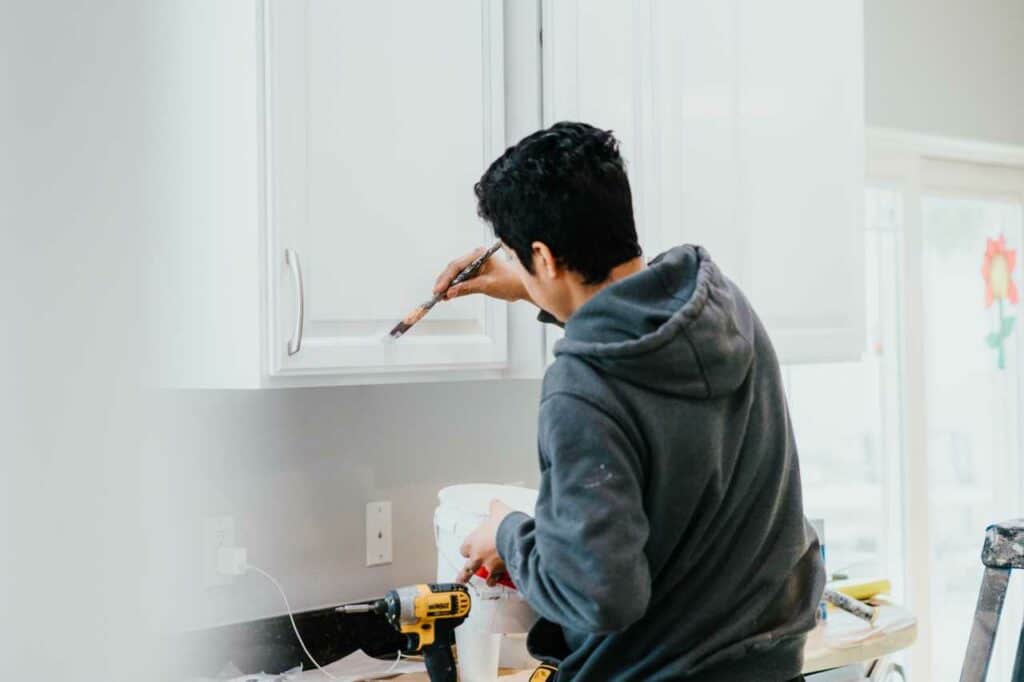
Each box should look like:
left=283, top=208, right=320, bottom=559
left=496, top=245, right=824, bottom=681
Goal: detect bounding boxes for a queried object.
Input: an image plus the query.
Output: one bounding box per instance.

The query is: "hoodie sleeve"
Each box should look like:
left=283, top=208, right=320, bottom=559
left=496, top=392, right=652, bottom=634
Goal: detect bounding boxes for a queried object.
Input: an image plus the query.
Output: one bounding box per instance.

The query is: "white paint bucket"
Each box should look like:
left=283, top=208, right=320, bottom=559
left=434, top=484, right=539, bottom=682
left=499, top=633, right=540, bottom=669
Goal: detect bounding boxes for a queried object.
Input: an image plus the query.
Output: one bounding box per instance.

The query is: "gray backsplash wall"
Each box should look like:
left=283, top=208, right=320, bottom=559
left=152, top=380, right=541, bottom=631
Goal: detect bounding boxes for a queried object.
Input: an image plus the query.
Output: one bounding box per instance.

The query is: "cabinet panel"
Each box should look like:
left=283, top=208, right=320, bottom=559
left=266, top=0, right=507, bottom=377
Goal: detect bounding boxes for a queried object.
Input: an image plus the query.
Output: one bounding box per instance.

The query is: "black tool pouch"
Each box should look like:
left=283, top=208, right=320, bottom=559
left=525, top=618, right=569, bottom=681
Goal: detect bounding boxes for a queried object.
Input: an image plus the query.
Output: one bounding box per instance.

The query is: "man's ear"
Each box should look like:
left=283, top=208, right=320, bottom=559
left=531, top=241, right=561, bottom=279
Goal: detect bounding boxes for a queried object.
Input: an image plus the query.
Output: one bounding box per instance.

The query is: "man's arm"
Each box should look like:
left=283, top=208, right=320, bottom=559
left=434, top=247, right=568, bottom=325
left=497, top=392, right=652, bottom=634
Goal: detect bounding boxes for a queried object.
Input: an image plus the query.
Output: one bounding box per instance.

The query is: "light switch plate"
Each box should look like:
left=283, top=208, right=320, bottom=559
left=366, top=501, right=393, bottom=567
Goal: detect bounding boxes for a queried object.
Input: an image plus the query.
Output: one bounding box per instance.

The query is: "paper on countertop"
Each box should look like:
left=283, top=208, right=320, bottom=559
left=220, top=665, right=302, bottom=681
left=293, top=650, right=425, bottom=681
left=211, top=650, right=424, bottom=682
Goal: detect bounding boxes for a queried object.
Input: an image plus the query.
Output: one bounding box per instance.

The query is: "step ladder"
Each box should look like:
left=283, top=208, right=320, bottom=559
left=960, top=519, right=1024, bottom=681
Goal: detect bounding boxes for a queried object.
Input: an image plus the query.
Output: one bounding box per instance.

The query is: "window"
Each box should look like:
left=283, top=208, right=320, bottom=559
left=921, top=194, right=1024, bottom=678
left=788, top=132, right=1024, bottom=680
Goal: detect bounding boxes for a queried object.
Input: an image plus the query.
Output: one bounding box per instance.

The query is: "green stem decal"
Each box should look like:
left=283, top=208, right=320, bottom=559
left=986, top=297, right=1015, bottom=370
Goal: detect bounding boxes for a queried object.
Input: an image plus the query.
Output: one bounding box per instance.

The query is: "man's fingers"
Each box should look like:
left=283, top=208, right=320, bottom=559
left=483, top=560, right=507, bottom=586
left=434, top=248, right=487, bottom=294
left=446, top=277, right=486, bottom=300
left=455, top=557, right=483, bottom=584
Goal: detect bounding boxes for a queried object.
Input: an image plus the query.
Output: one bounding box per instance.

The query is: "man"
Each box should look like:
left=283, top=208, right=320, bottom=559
left=436, top=122, right=823, bottom=681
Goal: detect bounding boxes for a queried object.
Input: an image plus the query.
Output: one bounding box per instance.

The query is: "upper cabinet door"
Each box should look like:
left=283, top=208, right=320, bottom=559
left=731, top=0, right=865, bottom=363
left=266, top=0, right=507, bottom=378
left=541, top=0, right=864, bottom=364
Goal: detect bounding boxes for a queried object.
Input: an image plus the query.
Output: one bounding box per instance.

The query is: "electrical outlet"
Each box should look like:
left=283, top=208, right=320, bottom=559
left=203, top=515, right=236, bottom=588
left=366, top=501, right=393, bottom=567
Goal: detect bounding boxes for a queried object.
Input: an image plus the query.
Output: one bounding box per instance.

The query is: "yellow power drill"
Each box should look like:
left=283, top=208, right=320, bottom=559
left=338, top=583, right=471, bottom=682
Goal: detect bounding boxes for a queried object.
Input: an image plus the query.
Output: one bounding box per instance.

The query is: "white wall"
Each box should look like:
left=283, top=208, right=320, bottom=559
left=1, top=1, right=153, bottom=679
left=148, top=382, right=541, bottom=631
left=865, top=0, right=1024, bottom=144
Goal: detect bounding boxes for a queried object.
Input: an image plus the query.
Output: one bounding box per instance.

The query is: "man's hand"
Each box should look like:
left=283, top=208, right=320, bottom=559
left=456, top=500, right=515, bottom=587
left=434, top=247, right=531, bottom=304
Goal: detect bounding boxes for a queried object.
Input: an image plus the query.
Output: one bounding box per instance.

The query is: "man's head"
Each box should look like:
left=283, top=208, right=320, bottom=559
left=474, top=121, right=642, bottom=320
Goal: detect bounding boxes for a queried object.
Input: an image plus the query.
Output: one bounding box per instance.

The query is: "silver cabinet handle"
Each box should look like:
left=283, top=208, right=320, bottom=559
left=285, top=248, right=304, bottom=355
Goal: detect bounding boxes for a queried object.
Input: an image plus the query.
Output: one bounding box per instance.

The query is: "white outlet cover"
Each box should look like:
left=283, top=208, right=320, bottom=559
left=203, top=515, right=235, bottom=588
left=366, top=501, right=393, bottom=567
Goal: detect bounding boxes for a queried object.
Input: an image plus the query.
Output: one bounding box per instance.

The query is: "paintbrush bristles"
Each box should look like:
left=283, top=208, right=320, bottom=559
left=389, top=306, right=429, bottom=339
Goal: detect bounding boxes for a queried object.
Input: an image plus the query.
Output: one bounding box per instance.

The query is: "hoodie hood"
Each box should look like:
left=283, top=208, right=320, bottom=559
left=554, top=245, right=755, bottom=398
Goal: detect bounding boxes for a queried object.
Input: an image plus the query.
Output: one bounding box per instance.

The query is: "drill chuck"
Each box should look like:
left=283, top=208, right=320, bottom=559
left=336, top=599, right=386, bottom=615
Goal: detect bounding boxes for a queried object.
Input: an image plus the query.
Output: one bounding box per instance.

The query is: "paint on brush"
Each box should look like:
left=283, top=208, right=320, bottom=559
left=388, top=241, right=502, bottom=339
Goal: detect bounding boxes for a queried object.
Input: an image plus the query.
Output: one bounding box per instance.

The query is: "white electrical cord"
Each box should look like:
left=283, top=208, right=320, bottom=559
left=246, top=563, right=339, bottom=680
left=245, top=562, right=403, bottom=680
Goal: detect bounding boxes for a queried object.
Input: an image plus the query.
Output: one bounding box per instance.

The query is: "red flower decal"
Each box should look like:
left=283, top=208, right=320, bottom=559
left=982, top=234, right=1019, bottom=307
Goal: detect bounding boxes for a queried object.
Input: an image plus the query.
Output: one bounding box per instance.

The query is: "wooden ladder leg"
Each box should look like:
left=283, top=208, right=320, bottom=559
left=960, top=567, right=1011, bottom=682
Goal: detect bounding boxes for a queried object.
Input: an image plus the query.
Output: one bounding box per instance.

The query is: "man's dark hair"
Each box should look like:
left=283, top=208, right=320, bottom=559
left=474, top=121, right=641, bottom=285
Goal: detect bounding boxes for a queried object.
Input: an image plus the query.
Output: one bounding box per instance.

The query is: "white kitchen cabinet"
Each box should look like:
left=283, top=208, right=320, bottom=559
left=153, top=0, right=547, bottom=388
left=541, top=0, right=865, bottom=364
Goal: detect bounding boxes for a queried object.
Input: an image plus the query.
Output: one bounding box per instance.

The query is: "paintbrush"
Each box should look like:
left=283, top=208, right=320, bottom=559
left=388, top=241, right=503, bottom=339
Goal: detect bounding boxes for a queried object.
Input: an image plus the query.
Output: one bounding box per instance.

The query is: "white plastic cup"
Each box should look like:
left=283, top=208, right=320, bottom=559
left=455, top=620, right=502, bottom=682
